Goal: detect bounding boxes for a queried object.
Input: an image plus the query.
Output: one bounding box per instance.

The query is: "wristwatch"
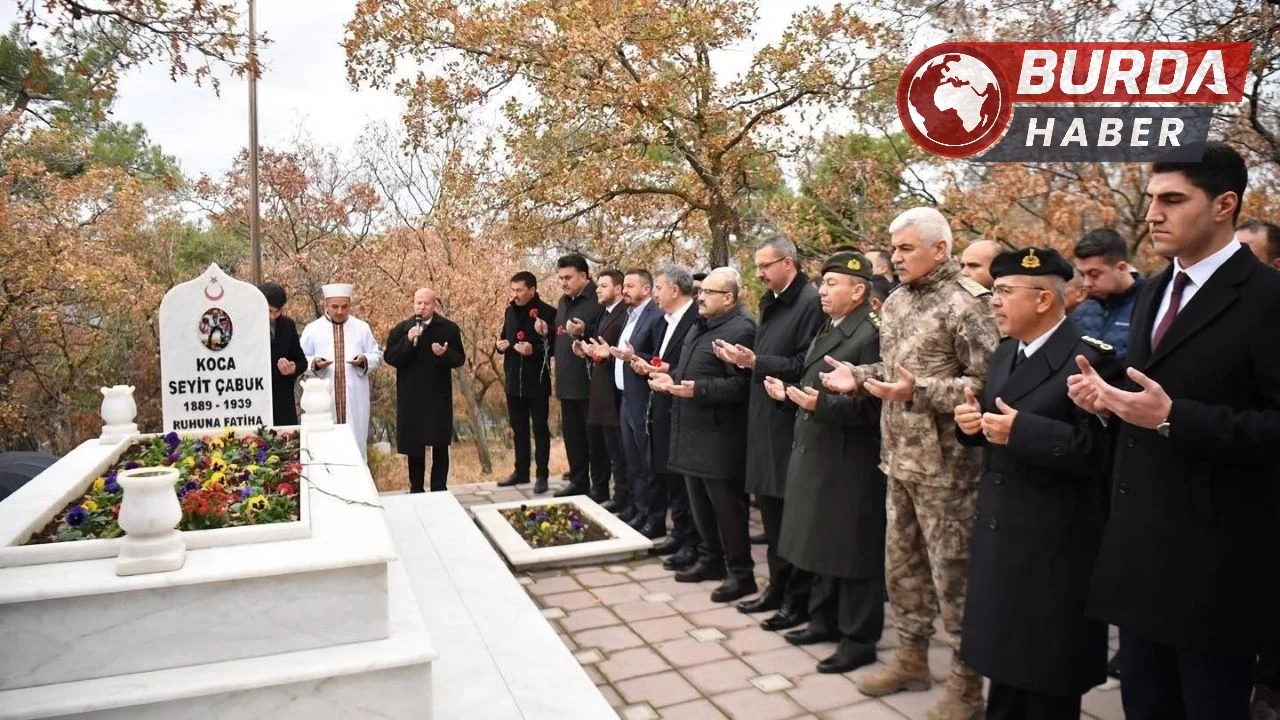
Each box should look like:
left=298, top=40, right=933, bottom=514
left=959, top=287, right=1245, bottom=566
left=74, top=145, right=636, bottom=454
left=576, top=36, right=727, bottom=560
left=1155, top=419, right=1171, bottom=437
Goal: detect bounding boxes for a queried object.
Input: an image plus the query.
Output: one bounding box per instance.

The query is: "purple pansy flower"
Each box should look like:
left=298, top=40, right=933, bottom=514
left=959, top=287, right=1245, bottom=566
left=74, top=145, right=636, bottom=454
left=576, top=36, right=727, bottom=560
left=124, top=460, right=141, bottom=470
left=104, top=472, right=120, bottom=494
left=66, top=506, right=87, bottom=527
left=165, top=452, right=180, bottom=465
left=183, top=480, right=200, bottom=493
left=163, top=431, right=180, bottom=447
left=257, top=447, right=268, bottom=464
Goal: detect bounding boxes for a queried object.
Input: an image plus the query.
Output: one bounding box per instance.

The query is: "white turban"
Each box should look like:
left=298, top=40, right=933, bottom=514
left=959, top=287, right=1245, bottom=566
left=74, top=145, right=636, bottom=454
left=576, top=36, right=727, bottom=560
left=321, top=283, right=354, bottom=300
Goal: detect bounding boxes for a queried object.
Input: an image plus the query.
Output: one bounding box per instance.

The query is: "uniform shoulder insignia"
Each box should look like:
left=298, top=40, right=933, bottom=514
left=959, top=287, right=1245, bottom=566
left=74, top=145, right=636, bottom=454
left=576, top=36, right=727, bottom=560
left=957, top=276, right=991, bottom=297
left=869, top=310, right=881, bottom=328
left=1080, top=335, right=1115, bottom=354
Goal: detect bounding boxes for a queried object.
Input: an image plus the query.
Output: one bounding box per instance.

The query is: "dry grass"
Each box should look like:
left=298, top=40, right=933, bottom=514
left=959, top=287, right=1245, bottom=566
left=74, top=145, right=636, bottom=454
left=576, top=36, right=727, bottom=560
left=372, top=441, right=570, bottom=493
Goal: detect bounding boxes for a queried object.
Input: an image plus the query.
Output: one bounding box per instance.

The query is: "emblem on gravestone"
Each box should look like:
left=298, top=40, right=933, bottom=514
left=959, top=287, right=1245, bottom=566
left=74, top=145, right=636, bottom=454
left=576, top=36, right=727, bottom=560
left=199, top=308, right=234, bottom=352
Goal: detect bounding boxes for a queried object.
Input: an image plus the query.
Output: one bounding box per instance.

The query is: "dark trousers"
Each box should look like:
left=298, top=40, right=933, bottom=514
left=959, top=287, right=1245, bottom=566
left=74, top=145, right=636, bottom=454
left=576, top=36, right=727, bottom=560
left=621, top=404, right=662, bottom=525
left=685, top=475, right=752, bottom=582
left=586, top=422, right=620, bottom=498
left=560, top=398, right=591, bottom=488
left=407, top=445, right=449, bottom=493
left=660, top=472, right=697, bottom=549
left=986, top=680, right=1081, bottom=720
left=1258, top=616, right=1280, bottom=693
left=1119, top=628, right=1255, bottom=720
left=758, top=494, right=811, bottom=604
left=807, top=574, right=883, bottom=654
left=507, top=393, right=550, bottom=480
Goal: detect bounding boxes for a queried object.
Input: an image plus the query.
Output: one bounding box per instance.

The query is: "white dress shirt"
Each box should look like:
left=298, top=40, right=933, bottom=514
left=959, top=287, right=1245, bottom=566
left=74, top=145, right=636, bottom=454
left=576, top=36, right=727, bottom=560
left=1151, top=240, right=1242, bottom=343
left=1019, top=317, right=1067, bottom=358
left=615, top=298, right=651, bottom=390
left=658, top=298, right=695, bottom=358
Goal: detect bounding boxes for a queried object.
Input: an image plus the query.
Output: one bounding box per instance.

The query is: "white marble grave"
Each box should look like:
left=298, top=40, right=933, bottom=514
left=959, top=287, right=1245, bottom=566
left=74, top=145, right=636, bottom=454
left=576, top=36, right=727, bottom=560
left=158, top=263, right=274, bottom=432
left=471, top=495, right=654, bottom=570
left=0, top=426, right=431, bottom=719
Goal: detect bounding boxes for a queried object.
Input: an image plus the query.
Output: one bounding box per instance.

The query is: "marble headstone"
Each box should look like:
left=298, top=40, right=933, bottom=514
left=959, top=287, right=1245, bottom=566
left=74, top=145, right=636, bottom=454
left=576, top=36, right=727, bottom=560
left=158, top=263, right=274, bottom=432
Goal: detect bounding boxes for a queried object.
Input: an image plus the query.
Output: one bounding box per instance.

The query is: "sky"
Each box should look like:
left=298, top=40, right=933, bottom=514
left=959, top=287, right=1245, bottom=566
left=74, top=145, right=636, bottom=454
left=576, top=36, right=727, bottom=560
left=10, top=0, right=850, bottom=182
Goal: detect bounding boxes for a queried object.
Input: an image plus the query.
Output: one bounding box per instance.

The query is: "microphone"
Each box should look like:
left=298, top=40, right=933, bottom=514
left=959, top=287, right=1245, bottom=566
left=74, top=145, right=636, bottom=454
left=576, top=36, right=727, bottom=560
left=411, top=317, right=427, bottom=346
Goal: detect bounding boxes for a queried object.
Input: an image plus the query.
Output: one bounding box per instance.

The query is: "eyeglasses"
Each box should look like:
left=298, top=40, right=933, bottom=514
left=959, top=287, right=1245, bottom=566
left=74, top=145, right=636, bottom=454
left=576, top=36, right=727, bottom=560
left=756, top=257, right=789, bottom=272
left=991, top=284, right=1048, bottom=297
left=698, top=288, right=733, bottom=296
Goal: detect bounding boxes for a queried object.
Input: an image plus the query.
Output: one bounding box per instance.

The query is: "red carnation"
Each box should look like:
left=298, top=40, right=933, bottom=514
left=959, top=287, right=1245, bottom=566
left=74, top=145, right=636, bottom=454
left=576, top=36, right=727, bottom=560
left=529, top=308, right=538, bottom=318
left=517, top=330, right=526, bottom=341
left=651, top=356, right=663, bottom=367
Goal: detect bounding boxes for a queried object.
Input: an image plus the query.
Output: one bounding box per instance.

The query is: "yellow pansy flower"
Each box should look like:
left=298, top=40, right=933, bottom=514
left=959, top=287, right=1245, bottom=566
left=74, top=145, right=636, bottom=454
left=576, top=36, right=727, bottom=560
left=246, top=465, right=259, bottom=475
left=184, top=456, right=196, bottom=467
left=267, top=455, right=280, bottom=465
left=229, top=463, right=240, bottom=471
left=209, top=437, right=224, bottom=449
left=245, top=495, right=269, bottom=513
left=224, top=428, right=237, bottom=438
left=539, top=521, right=550, bottom=532
left=92, top=477, right=105, bottom=492
left=82, top=500, right=98, bottom=512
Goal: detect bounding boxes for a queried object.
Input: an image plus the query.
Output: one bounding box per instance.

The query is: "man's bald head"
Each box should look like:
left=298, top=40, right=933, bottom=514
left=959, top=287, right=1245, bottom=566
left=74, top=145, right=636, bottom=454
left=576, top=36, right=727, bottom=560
left=960, top=240, right=1002, bottom=289
left=413, top=288, right=438, bottom=318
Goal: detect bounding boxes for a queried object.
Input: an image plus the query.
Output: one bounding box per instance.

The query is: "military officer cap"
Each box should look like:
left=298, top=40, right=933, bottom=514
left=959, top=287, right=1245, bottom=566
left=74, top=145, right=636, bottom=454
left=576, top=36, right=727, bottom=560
left=821, top=250, right=875, bottom=280
left=989, top=247, right=1073, bottom=282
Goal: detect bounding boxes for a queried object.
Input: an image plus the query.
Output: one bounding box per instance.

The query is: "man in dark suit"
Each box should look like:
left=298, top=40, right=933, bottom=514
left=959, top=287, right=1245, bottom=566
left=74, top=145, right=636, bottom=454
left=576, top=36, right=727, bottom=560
left=551, top=253, right=602, bottom=497
left=384, top=288, right=467, bottom=492
left=716, top=236, right=825, bottom=631
left=1070, top=142, right=1280, bottom=719
left=260, top=282, right=308, bottom=426
left=603, top=269, right=665, bottom=536
left=651, top=267, right=758, bottom=603
left=633, top=264, right=701, bottom=569
left=768, top=251, right=885, bottom=675
left=578, top=270, right=628, bottom=504
left=954, top=248, right=1118, bottom=719
left=497, top=271, right=557, bottom=492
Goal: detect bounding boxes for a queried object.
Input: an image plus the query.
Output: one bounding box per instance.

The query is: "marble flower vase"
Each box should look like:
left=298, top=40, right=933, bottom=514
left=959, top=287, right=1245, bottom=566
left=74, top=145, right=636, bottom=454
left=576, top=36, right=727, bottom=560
left=115, top=466, right=186, bottom=575
left=299, top=377, right=334, bottom=431
left=99, top=385, right=138, bottom=444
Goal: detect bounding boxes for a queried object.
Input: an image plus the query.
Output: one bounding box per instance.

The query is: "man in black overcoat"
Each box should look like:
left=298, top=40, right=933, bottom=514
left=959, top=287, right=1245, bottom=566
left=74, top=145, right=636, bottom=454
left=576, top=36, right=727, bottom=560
left=650, top=267, right=758, bottom=604
left=954, top=248, right=1119, bottom=719
left=715, top=236, right=825, bottom=629
left=1070, top=143, right=1280, bottom=719
left=768, top=251, right=885, bottom=675
left=551, top=253, right=602, bottom=496
left=384, top=288, right=466, bottom=493
left=260, top=282, right=308, bottom=426
left=496, top=271, right=557, bottom=492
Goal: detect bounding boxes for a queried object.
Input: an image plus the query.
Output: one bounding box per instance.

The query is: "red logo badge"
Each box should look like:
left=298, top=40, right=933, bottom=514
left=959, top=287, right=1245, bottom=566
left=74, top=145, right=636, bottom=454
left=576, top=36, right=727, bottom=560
left=897, top=43, right=1014, bottom=158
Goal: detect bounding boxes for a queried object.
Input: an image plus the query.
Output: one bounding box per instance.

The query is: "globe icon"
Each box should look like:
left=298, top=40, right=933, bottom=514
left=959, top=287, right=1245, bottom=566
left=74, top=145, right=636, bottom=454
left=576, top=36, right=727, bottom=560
left=905, top=53, right=1003, bottom=149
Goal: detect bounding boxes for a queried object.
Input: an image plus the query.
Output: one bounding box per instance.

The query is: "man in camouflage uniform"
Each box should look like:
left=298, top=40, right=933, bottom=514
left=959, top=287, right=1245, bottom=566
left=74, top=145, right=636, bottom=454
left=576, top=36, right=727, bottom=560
left=821, top=207, right=999, bottom=720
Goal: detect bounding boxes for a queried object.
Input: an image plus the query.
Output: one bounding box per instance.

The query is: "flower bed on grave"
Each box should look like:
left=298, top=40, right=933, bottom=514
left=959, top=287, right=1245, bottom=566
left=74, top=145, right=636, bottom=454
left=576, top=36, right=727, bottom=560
left=24, top=428, right=302, bottom=545
left=499, top=503, right=613, bottom=548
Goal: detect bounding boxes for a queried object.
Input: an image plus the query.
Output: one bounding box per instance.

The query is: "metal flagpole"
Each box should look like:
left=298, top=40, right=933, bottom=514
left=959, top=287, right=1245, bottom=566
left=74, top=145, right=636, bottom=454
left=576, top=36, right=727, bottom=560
left=247, top=0, right=263, bottom=285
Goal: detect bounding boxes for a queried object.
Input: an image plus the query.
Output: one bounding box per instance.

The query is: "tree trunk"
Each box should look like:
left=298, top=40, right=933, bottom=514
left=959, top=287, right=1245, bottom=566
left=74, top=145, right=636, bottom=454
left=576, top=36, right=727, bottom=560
left=707, top=203, right=741, bottom=268
left=455, top=368, right=492, bottom=474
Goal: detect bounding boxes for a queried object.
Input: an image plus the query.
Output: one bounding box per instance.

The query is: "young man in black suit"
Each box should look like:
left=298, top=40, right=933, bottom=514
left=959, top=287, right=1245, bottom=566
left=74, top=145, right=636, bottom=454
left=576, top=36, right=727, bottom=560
left=1070, top=142, right=1280, bottom=719
left=956, top=248, right=1119, bottom=719
left=259, top=282, right=307, bottom=426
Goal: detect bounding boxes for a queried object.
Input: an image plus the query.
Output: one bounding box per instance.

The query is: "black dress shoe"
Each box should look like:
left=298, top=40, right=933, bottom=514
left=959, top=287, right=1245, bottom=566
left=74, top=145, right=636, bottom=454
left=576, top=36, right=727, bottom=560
left=736, top=585, right=784, bottom=614
left=710, top=578, right=758, bottom=603
left=618, top=507, right=637, bottom=523
left=627, top=514, right=647, bottom=531
left=675, top=562, right=726, bottom=583
left=816, top=645, right=878, bottom=674
left=784, top=627, right=839, bottom=646
left=601, top=498, right=622, bottom=513
left=588, top=490, right=609, bottom=503
left=497, top=474, right=529, bottom=487
left=649, top=536, right=683, bottom=556
left=750, top=532, right=768, bottom=545
left=760, top=606, right=809, bottom=632
left=639, top=522, right=666, bottom=539
left=554, top=483, right=588, bottom=498
left=663, top=547, right=698, bottom=571
left=532, top=477, right=548, bottom=494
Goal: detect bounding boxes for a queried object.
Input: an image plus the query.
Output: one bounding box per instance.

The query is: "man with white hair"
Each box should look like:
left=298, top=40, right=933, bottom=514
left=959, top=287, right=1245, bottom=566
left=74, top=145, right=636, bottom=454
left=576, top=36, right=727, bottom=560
left=820, top=206, right=1000, bottom=720
left=300, top=283, right=384, bottom=461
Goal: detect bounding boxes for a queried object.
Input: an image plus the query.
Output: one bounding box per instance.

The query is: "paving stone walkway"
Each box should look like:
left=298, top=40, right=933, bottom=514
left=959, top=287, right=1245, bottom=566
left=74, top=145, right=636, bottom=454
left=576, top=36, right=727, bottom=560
left=447, top=481, right=1125, bottom=720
